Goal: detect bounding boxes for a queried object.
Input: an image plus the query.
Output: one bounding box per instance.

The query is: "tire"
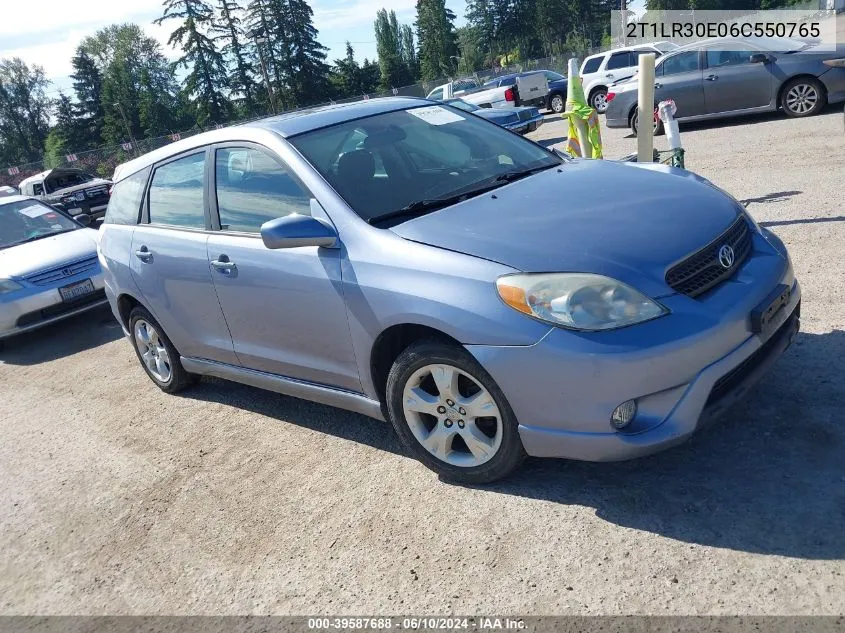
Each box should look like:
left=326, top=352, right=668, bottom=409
left=590, top=87, right=609, bottom=114
left=386, top=340, right=526, bottom=484
left=631, top=107, right=664, bottom=137
left=128, top=306, right=197, bottom=394
left=781, top=77, right=826, bottom=118
left=549, top=93, right=565, bottom=114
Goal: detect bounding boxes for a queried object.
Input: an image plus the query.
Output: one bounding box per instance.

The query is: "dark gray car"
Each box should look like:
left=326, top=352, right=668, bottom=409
left=605, top=36, right=845, bottom=135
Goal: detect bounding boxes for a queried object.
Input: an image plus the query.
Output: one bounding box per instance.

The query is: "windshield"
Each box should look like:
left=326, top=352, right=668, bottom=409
left=753, top=36, right=806, bottom=52
left=290, top=105, right=560, bottom=225
left=0, top=200, right=79, bottom=249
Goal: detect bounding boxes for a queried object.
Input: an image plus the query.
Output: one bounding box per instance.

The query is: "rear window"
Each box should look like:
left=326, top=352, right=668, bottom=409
left=581, top=56, right=602, bottom=74
left=104, top=167, right=150, bottom=225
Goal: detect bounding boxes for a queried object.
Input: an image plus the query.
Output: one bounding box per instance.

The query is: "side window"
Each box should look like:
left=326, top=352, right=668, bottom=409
left=148, top=152, right=206, bottom=229
left=661, top=51, right=700, bottom=76
left=606, top=52, right=633, bottom=70
left=215, top=147, right=312, bottom=233
left=104, top=167, right=150, bottom=225
left=706, top=49, right=753, bottom=68
left=427, top=87, right=444, bottom=101
left=32, top=183, right=44, bottom=196
left=581, top=56, right=602, bottom=75
left=500, top=77, right=517, bottom=86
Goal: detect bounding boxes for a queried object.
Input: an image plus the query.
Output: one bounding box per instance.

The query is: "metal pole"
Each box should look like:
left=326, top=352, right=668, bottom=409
left=637, top=53, right=655, bottom=163
left=113, top=102, right=138, bottom=156
left=253, top=37, right=278, bottom=114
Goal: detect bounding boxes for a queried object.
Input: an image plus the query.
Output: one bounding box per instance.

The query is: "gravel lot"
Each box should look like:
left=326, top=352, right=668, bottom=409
left=1, top=107, right=844, bottom=616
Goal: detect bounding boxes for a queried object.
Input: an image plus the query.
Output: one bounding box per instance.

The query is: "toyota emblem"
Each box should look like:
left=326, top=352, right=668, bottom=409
left=718, top=245, right=735, bottom=269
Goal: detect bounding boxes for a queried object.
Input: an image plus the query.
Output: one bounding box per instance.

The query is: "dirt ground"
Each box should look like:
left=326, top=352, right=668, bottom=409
left=1, top=107, right=844, bottom=615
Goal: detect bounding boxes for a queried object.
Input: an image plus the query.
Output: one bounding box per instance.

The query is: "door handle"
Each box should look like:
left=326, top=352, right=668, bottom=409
left=605, top=73, right=614, bottom=78
left=210, top=255, right=236, bottom=273
left=134, top=246, right=152, bottom=261
left=706, top=74, right=719, bottom=81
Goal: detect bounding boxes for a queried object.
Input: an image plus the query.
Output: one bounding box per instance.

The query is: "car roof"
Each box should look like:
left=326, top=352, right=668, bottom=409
left=17, top=171, right=49, bottom=186
left=112, top=97, right=427, bottom=183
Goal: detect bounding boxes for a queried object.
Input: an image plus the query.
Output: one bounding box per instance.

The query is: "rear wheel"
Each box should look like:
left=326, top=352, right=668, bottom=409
left=128, top=306, right=197, bottom=393
left=590, top=87, right=609, bottom=113
left=631, top=107, right=664, bottom=137
left=781, top=77, right=826, bottom=117
left=386, top=340, right=525, bottom=484
left=549, top=93, right=565, bottom=114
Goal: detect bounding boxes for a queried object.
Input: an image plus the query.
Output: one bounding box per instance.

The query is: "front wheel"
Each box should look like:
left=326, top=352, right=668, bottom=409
left=781, top=77, right=826, bottom=117
left=549, top=93, right=565, bottom=114
left=386, top=341, right=525, bottom=484
left=128, top=306, right=197, bottom=394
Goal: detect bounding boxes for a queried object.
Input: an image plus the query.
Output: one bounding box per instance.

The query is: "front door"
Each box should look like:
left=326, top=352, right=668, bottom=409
left=655, top=50, right=705, bottom=118
left=703, top=47, right=773, bottom=113
left=130, top=150, right=238, bottom=365
left=206, top=144, right=361, bottom=392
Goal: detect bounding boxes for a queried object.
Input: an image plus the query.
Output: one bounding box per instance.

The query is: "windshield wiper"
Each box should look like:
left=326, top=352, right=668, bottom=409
left=368, top=163, right=558, bottom=226
left=11, top=229, right=76, bottom=246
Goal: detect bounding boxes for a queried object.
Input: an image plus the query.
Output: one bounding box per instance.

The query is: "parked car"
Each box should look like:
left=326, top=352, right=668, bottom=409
left=18, top=167, right=112, bottom=221
left=483, top=70, right=569, bottom=113
left=427, top=73, right=549, bottom=109
left=0, top=186, right=18, bottom=198
left=580, top=42, right=675, bottom=113
left=99, top=97, right=800, bottom=483
left=605, top=37, right=845, bottom=136
left=0, top=196, right=106, bottom=343
left=443, top=98, right=544, bottom=134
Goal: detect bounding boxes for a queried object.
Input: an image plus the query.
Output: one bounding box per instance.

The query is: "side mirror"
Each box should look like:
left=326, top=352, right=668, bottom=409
left=75, top=213, right=92, bottom=226
left=260, top=214, right=338, bottom=249
left=749, top=53, right=770, bottom=64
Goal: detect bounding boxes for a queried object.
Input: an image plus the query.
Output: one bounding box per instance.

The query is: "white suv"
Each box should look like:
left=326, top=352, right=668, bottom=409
left=580, top=42, right=678, bottom=113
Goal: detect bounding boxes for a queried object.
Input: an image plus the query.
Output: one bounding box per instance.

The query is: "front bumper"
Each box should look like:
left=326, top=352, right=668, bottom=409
left=0, top=273, right=107, bottom=340
left=466, top=232, right=800, bottom=461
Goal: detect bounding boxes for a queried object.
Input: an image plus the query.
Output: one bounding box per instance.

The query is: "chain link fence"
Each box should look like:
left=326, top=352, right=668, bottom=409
left=0, top=50, right=601, bottom=189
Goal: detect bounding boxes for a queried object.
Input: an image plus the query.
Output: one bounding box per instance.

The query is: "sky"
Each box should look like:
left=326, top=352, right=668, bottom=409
left=0, top=0, right=466, bottom=99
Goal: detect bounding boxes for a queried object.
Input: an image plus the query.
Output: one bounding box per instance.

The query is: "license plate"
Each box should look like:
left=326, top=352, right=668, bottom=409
left=59, top=279, right=95, bottom=302
left=751, top=284, right=791, bottom=336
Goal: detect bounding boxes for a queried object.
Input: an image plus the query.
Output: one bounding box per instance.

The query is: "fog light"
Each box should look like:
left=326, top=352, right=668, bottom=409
left=611, top=399, right=637, bottom=429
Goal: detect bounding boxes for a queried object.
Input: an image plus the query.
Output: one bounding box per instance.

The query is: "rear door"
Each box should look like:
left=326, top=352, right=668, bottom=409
left=205, top=143, right=360, bottom=391
left=703, top=46, right=773, bottom=113
left=129, top=149, right=238, bottom=365
left=602, top=51, right=634, bottom=87
left=655, top=50, right=705, bottom=118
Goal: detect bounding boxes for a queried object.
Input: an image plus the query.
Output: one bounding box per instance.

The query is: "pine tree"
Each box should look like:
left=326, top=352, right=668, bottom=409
left=283, top=0, right=331, bottom=105
left=400, top=25, right=419, bottom=79
left=415, top=0, right=458, bottom=81
left=212, top=0, right=258, bottom=113
left=155, top=0, right=232, bottom=126
left=373, top=9, right=412, bottom=90
left=70, top=49, right=104, bottom=146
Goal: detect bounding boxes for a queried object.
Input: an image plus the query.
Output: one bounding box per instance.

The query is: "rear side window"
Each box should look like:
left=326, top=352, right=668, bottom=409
left=214, top=147, right=312, bottom=233
left=581, top=56, right=602, bottom=74
left=32, top=183, right=44, bottom=196
left=148, top=152, right=206, bottom=229
left=104, top=167, right=150, bottom=225
left=606, top=52, right=633, bottom=70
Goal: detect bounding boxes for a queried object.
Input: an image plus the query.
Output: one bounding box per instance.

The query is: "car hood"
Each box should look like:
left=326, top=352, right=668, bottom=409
left=390, top=160, right=743, bottom=297
left=0, top=228, right=99, bottom=279
left=43, top=178, right=111, bottom=200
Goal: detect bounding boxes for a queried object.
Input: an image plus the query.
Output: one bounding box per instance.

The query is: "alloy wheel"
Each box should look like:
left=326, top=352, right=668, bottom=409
left=551, top=94, right=565, bottom=113
left=592, top=90, right=608, bottom=113
left=134, top=319, right=172, bottom=383
left=785, top=83, right=818, bottom=115
left=401, top=363, right=503, bottom=467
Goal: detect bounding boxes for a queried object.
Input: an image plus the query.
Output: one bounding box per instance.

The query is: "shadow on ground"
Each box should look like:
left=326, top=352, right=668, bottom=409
left=0, top=305, right=122, bottom=365
left=183, top=328, right=845, bottom=561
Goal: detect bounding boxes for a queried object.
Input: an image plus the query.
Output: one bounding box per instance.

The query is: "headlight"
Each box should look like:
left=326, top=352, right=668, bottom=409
left=0, top=279, right=23, bottom=294
left=496, top=273, right=667, bottom=331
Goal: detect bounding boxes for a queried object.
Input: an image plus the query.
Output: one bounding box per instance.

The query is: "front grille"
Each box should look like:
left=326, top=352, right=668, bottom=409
left=16, top=289, right=107, bottom=327
left=666, top=216, right=752, bottom=297
left=85, top=185, right=109, bottom=198
left=705, top=303, right=799, bottom=407
left=23, top=256, right=99, bottom=286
